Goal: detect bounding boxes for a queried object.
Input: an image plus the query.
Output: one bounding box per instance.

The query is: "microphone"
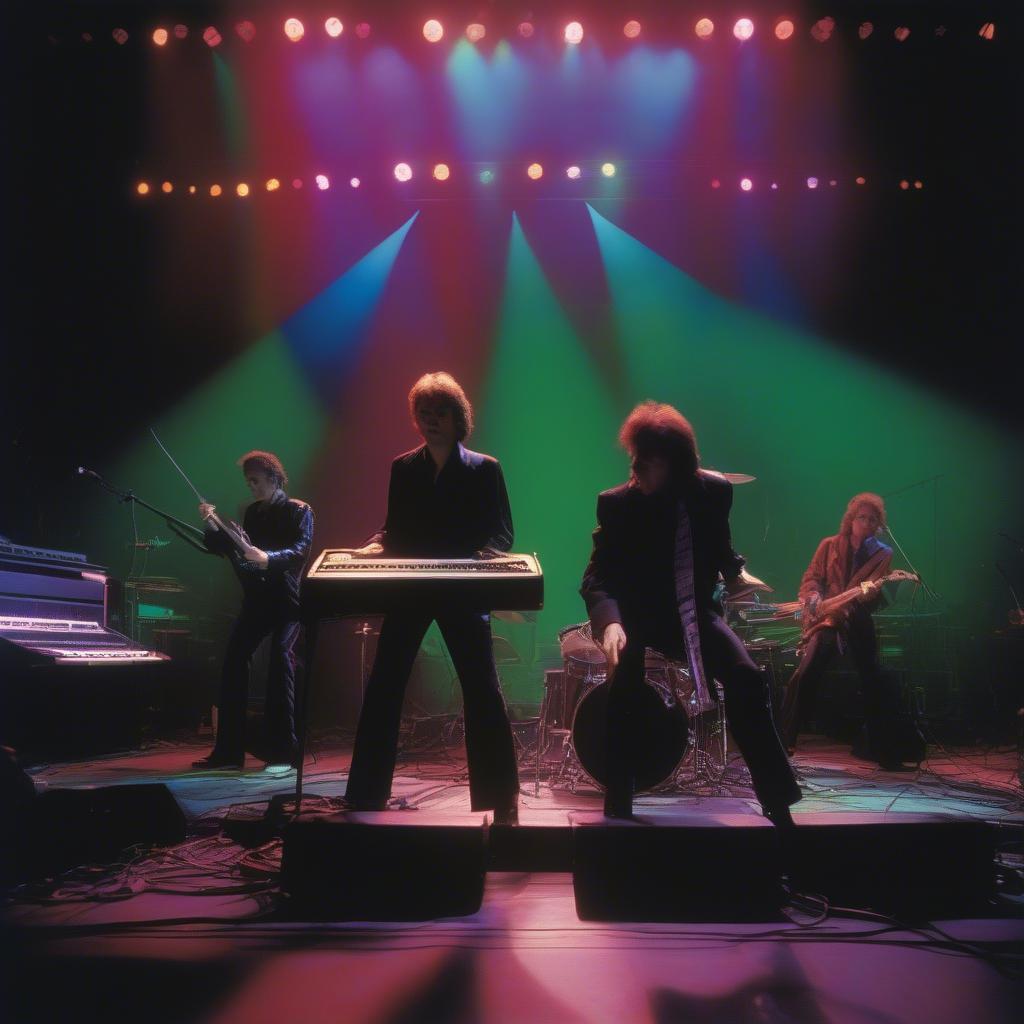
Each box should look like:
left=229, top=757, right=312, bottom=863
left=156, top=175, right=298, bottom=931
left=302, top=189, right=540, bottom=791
left=77, top=466, right=102, bottom=480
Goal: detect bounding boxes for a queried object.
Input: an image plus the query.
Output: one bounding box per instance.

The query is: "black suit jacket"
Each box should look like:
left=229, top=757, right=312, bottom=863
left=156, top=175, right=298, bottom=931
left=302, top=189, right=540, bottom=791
left=368, top=443, right=513, bottom=558
left=580, top=469, right=745, bottom=638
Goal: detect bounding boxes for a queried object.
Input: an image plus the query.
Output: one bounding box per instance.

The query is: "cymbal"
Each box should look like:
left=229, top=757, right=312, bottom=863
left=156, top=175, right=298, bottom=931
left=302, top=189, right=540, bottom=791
left=722, top=472, right=756, bottom=485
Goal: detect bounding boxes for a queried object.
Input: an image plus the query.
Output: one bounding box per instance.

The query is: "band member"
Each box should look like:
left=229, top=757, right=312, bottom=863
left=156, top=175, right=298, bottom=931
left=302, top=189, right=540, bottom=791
left=581, top=402, right=801, bottom=824
left=779, top=493, right=907, bottom=768
left=340, top=373, right=521, bottom=823
left=192, top=451, right=314, bottom=770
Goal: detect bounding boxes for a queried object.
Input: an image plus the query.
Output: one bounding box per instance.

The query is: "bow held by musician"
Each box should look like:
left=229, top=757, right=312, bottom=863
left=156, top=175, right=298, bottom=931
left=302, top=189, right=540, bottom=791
left=341, top=372, right=521, bottom=824
left=191, top=450, right=314, bottom=772
left=580, top=401, right=801, bottom=825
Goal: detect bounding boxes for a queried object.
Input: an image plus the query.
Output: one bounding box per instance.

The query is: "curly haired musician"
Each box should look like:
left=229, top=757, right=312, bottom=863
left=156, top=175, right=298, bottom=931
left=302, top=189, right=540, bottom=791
left=340, top=373, right=521, bottom=823
left=779, top=493, right=908, bottom=768
left=192, top=451, right=314, bottom=771
left=580, top=402, right=801, bottom=825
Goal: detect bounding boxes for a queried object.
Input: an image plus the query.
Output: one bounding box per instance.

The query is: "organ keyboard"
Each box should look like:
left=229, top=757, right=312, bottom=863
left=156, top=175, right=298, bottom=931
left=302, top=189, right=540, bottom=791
left=0, top=617, right=168, bottom=666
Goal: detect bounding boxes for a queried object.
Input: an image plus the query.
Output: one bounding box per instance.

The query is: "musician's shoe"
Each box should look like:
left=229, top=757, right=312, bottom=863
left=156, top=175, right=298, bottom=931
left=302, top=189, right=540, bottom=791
left=190, top=752, right=244, bottom=770
left=876, top=757, right=916, bottom=773
left=492, top=802, right=519, bottom=827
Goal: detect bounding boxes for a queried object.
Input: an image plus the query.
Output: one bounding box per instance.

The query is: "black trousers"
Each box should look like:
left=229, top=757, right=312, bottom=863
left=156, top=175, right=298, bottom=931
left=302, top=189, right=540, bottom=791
left=345, top=611, right=520, bottom=811
left=212, top=600, right=299, bottom=762
left=606, top=612, right=801, bottom=813
left=780, top=608, right=901, bottom=757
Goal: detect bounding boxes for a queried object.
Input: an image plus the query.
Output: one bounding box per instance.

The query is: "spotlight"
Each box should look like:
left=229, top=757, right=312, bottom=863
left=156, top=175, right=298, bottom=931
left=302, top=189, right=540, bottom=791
left=914, top=180, right=923, bottom=190
left=136, top=182, right=150, bottom=196
left=710, top=178, right=721, bottom=189
left=565, top=22, right=583, bottom=45
left=740, top=177, right=753, bottom=191
left=161, top=181, right=173, bottom=193
left=695, top=19, right=714, bottom=40
left=433, top=163, right=450, bottom=181
left=292, top=178, right=303, bottom=189
left=566, top=165, right=581, bottom=180
left=774, top=20, right=794, bottom=41
left=423, top=20, right=443, bottom=43
left=466, top=24, right=486, bottom=43
left=210, top=184, right=223, bottom=197
left=188, top=185, right=196, bottom=194
left=855, top=176, right=866, bottom=185
left=266, top=178, right=281, bottom=191
left=235, top=21, right=256, bottom=43
left=479, top=169, right=495, bottom=184
left=829, top=179, right=837, bottom=187
left=355, top=23, right=371, bottom=39
left=325, top=17, right=343, bottom=38
left=82, top=32, right=93, bottom=43
left=806, top=177, right=819, bottom=189
left=935, top=26, right=947, bottom=38
left=113, top=28, right=129, bottom=45
left=899, top=180, right=909, bottom=190
left=284, top=19, right=305, bottom=42
left=518, top=22, right=534, bottom=39
left=979, top=23, right=995, bottom=41
left=349, top=177, right=361, bottom=188
left=858, top=22, right=874, bottom=40
left=601, top=162, right=616, bottom=178
left=174, top=25, right=188, bottom=40
left=394, top=163, right=413, bottom=182
left=203, top=27, right=222, bottom=47
left=810, top=17, right=835, bottom=43
left=733, top=19, right=754, bottom=41
left=152, top=28, right=168, bottom=47
left=770, top=182, right=779, bottom=190
left=527, top=163, right=544, bottom=180
left=624, top=21, right=641, bottom=40
left=236, top=183, right=250, bottom=197
left=894, top=27, right=910, bottom=42
left=315, top=174, right=330, bottom=190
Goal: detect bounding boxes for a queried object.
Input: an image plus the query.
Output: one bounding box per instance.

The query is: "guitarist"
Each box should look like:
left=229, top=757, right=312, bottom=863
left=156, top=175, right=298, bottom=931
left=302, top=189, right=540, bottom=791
left=191, top=451, right=314, bottom=771
left=779, top=493, right=908, bottom=768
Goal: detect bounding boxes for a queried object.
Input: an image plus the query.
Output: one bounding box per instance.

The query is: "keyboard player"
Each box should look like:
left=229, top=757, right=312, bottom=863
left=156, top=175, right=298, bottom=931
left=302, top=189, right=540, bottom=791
left=337, top=372, right=521, bottom=824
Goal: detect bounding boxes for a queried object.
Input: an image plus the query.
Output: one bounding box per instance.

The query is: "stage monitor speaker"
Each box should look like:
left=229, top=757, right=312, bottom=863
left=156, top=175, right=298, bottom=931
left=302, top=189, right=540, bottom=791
left=281, top=811, right=486, bottom=920
left=572, top=813, right=784, bottom=922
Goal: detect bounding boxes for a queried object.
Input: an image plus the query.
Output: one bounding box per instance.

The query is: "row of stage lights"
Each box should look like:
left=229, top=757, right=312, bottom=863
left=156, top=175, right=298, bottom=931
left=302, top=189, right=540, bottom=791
left=135, top=167, right=927, bottom=196
left=92, top=17, right=999, bottom=49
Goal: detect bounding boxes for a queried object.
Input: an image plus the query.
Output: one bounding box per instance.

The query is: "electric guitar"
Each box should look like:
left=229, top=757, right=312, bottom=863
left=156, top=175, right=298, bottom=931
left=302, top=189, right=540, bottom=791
left=202, top=509, right=266, bottom=578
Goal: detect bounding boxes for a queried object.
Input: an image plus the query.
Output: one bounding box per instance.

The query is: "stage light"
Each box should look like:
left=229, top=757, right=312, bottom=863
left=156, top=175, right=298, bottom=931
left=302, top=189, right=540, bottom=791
left=710, top=178, right=721, bottom=189
left=136, top=182, right=150, bottom=196
left=980, top=23, right=995, bottom=41
left=733, top=19, right=754, bottom=41
left=266, top=178, right=281, bottom=191
left=210, top=184, right=222, bottom=197
left=518, top=22, right=534, bottom=39
left=325, top=17, right=343, bottom=38
left=236, top=21, right=256, bottom=43
left=829, top=179, right=838, bottom=187
left=806, top=177, right=819, bottom=189
left=433, top=163, right=450, bottom=181
left=855, top=176, right=866, bottom=185
left=349, top=177, right=361, bottom=188
left=161, top=181, right=173, bottom=194
left=774, top=19, right=794, bottom=41
left=394, top=163, right=413, bottom=182
left=203, top=27, right=222, bottom=47
left=527, top=163, right=543, bottom=180
left=914, top=180, right=923, bottom=190
left=894, top=27, right=910, bottom=42
left=858, top=22, right=874, bottom=40
left=566, top=165, right=581, bottom=180
left=740, top=177, right=753, bottom=191
left=601, top=162, right=617, bottom=178
left=624, top=21, right=641, bottom=39
left=174, top=25, right=188, bottom=40
left=565, top=22, right=583, bottom=45
left=113, top=28, right=129, bottom=45
left=188, top=185, right=196, bottom=194
left=899, top=180, right=909, bottom=190
left=315, top=174, right=330, bottom=190
left=810, top=17, right=835, bottom=43
left=82, top=33, right=93, bottom=43
left=292, top=178, right=303, bottom=189
left=423, top=20, right=443, bottom=43
left=479, top=169, right=495, bottom=184
left=935, top=26, right=947, bottom=38
left=770, top=182, right=779, bottom=190
left=236, top=183, right=250, bottom=197
left=695, top=19, right=714, bottom=40
left=355, top=23, right=371, bottom=39
left=466, top=24, right=486, bottom=43
left=152, top=28, right=168, bottom=47
left=284, top=19, right=304, bottom=42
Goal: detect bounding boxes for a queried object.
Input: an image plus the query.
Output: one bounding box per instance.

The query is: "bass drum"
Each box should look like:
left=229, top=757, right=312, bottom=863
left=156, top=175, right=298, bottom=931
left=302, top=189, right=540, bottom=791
left=571, top=680, right=689, bottom=792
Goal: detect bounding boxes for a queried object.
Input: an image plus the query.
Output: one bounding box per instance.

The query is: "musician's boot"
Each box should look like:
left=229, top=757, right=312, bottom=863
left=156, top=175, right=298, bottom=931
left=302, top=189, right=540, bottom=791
left=191, top=750, right=245, bottom=770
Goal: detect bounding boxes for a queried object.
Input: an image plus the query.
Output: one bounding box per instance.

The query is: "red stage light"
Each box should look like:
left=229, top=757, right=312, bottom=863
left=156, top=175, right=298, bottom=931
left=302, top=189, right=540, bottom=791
left=325, top=18, right=343, bottom=38
left=423, top=20, right=443, bottom=43
left=466, top=24, right=486, bottom=43
left=394, top=163, right=413, bottom=182
left=810, top=17, right=835, bottom=43
left=979, top=23, right=995, bottom=41
left=710, top=179, right=721, bottom=189
left=433, top=164, right=450, bottom=181
left=203, top=27, right=222, bottom=47
left=733, top=19, right=754, bottom=41
left=858, top=22, right=874, bottom=40
left=284, top=19, right=304, bottom=42
left=315, top=175, right=330, bottom=190
left=355, top=23, right=371, bottom=39
left=174, top=25, right=188, bottom=40
left=210, top=184, right=223, bottom=197
left=855, top=176, right=866, bottom=185
left=113, top=28, right=129, bottom=45
left=565, top=22, right=583, bottom=45
left=695, top=19, right=714, bottom=40
left=518, top=22, right=534, bottom=39
left=899, top=180, right=910, bottom=190
left=527, top=163, right=544, bottom=180
left=894, top=27, right=910, bottom=43
left=624, top=21, right=641, bottom=40
left=152, top=28, right=168, bottom=47
left=188, top=185, right=196, bottom=194
left=292, top=178, right=303, bottom=189
left=740, top=177, right=753, bottom=191
left=774, top=20, right=794, bottom=41
left=136, top=182, right=150, bottom=196
left=161, top=181, right=173, bottom=194
left=914, top=180, right=923, bottom=190
left=266, top=178, right=281, bottom=191
left=235, top=21, right=256, bottom=43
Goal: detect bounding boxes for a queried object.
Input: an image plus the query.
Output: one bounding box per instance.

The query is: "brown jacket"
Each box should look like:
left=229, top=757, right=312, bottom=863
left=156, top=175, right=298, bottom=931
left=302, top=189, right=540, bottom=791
left=798, top=533, right=892, bottom=610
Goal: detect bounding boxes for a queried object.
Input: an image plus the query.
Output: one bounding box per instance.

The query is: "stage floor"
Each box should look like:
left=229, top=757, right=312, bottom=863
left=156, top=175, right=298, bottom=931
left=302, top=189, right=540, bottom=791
left=3, top=738, right=1023, bottom=1023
